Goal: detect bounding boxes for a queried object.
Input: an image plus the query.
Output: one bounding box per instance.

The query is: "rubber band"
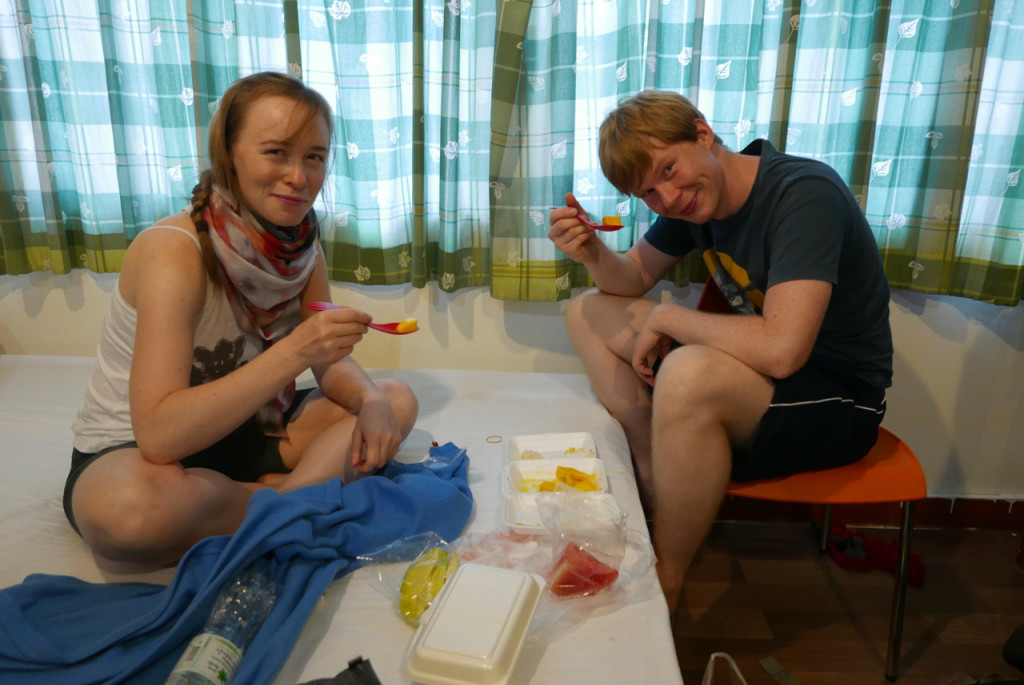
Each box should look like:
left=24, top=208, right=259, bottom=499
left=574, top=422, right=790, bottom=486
left=486, top=435, right=502, bottom=443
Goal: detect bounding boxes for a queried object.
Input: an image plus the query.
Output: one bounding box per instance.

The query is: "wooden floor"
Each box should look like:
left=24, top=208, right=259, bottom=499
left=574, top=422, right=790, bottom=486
left=674, top=522, right=1024, bottom=685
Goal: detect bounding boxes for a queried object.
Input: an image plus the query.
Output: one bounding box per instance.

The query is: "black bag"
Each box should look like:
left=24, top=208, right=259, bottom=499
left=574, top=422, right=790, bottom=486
left=296, top=656, right=382, bottom=685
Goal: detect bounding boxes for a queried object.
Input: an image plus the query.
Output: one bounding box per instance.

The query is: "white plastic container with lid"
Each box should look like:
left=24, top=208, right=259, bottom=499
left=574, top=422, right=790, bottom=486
left=403, top=563, right=543, bottom=685
left=505, top=432, right=598, bottom=461
left=504, top=458, right=608, bottom=496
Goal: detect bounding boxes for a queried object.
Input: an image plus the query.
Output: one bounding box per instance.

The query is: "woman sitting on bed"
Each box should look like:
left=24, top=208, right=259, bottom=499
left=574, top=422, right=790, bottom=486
left=64, top=72, right=418, bottom=566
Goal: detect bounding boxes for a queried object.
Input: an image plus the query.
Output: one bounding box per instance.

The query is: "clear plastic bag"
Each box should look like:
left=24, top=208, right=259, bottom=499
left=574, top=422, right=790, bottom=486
left=358, top=494, right=657, bottom=640
left=452, top=492, right=656, bottom=640
left=357, top=531, right=458, bottom=627
left=537, top=491, right=627, bottom=599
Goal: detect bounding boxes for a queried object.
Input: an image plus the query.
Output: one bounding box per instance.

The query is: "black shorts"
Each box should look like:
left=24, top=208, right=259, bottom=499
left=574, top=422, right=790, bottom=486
left=731, top=364, right=886, bottom=482
left=63, top=387, right=314, bottom=534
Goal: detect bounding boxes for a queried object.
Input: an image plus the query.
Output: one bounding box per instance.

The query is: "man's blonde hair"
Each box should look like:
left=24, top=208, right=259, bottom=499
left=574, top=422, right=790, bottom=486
left=598, top=90, right=722, bottom=195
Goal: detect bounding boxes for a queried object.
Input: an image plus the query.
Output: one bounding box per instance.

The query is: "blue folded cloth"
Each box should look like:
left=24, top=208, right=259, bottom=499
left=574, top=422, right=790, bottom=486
left=0, top=442, right=473, bottom=684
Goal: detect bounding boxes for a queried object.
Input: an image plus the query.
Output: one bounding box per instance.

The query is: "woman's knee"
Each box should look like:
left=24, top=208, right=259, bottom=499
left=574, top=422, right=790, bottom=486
left=72, top=467, right=179, bottom=560
left=378, top=378, right=419, bottom=433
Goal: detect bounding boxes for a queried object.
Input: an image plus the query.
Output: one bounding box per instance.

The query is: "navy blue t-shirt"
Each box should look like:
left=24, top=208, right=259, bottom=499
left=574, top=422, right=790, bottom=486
left=644, top=139, right=893, bottom=390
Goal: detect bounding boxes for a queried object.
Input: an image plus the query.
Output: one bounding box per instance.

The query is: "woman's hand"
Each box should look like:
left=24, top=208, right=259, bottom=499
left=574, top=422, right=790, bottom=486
left=548, top=192, right=601, bottom=264
left=349, top=392, right=403, bottom=473
left=289, top=305, right=372, bottom=368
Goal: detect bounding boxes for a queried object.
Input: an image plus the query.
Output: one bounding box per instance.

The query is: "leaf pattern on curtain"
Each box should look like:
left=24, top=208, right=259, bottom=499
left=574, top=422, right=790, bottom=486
left=0, top=0, right=498, bottom=294
left=302, top=0, right=493, bottom=291
left=0, top=1, right=200, bottom=275
left=1, top=1, right=1021, bottom=305
left=508, top=0, right=1023, bottom=304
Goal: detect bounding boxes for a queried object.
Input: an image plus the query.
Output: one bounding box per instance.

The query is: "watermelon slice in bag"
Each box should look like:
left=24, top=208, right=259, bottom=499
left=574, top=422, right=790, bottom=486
left=548, top=542, right=620, bottom=597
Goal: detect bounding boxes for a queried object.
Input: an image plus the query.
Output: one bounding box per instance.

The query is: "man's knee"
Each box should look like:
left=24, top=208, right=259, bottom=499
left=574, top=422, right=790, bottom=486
left=565, top=287, right=600, bottom=328
left=566, top=289, right=656, bottom=355
left=564, top=288, right=613, bottom=356
left=653, top=345, right=772, bottom=442
left=653, top=345, right=724, bottom=400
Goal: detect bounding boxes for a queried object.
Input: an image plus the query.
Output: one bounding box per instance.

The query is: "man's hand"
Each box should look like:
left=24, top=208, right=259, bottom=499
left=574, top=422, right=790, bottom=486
left=549, top=192, right=602, bottom=264
left=631, top=303, right=677, bottom=387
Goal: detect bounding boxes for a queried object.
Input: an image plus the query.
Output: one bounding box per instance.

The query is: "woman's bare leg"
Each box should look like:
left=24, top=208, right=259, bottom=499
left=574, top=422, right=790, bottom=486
left=277, top=378, right=419, bottom=490
left=70, top=379, right=418, bottom=565
left=71, top=447, right=261, bottom=566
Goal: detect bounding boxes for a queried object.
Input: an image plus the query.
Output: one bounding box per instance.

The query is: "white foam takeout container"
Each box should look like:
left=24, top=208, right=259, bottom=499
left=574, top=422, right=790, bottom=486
left=504, top=458, right=608, bottom=496
left=505, top=432, right=597, bottom=461
left=404, top=563, right=543, bottom=685
left=501, top=458, right=611, bottom=533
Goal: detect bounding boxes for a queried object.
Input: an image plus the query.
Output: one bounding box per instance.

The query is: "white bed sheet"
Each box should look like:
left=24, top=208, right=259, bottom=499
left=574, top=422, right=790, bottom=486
left=0, top=354, right=682, bottom=685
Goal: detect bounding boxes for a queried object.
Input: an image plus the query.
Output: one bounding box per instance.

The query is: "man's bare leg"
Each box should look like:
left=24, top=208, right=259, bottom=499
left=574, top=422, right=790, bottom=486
left=565, top=289, right=659, bottom=510
left=649, top=344, right=774, bottom=614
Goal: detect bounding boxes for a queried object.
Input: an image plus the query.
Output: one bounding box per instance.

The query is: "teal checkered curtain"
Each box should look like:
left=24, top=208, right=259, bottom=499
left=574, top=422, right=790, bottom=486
left=3, top=1, right=1022, bottom=305
left=0, top=0, right=201, bottom=274
left=512, top=0, right=1023, bottom=304
left=0, top=0, right=293, bottom=274
left=305, top=0, right=494, bottom=290
left=0, top=0, right=497, bottom=292
left=491, top=0, right=671, bottom=299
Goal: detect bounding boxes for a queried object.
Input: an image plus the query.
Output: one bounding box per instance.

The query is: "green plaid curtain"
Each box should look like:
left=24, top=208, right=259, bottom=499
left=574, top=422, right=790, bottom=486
left=3, top=2, right=1022, bottom=305
left=0, top=0, right=499, bottom=293
left=506, top=0, right=1023, bottom=304
left=0, top=0, right=200, bottom=274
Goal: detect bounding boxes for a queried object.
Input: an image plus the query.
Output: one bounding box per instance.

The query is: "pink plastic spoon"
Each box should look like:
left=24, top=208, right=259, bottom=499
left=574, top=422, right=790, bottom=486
left=551, top=207, right=624, bottom=231
left=306, top=302, right=419, bottom=334
left=578, top=214, right=624, bottom=232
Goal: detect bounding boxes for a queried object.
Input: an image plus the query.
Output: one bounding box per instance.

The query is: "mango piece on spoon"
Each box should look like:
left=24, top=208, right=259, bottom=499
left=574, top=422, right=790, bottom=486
left=395, top=318, right=419, bottom=333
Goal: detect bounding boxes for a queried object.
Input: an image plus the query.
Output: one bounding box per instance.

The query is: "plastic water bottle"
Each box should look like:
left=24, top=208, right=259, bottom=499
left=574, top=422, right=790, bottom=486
left=165, top=556, right=277, bottom=684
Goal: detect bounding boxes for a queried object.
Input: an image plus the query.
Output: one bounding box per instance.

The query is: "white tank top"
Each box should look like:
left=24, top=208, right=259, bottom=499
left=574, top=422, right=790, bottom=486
left=71, top=226, right=261, bottom=453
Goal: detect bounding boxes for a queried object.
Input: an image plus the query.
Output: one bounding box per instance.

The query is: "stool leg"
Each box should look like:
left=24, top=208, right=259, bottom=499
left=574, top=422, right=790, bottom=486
left=819, top=503, right=833, bottom=552
left=885, top=500, right=915, bottom=681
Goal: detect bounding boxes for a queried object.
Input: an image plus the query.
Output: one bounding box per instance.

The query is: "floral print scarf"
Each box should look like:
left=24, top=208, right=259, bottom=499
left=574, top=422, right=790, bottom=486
left=204, top=186, right=319, bottom=436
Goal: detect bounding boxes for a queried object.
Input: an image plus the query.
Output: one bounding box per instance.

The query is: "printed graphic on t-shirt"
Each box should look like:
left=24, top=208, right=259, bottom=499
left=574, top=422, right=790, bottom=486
left=190, top=336, right=247, bottom=386
left=701, top=248, right=763, bottom=315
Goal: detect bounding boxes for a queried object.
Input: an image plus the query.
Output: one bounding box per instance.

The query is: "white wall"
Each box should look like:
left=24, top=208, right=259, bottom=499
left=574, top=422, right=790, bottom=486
left=2, top=270, right=1022, bottom=500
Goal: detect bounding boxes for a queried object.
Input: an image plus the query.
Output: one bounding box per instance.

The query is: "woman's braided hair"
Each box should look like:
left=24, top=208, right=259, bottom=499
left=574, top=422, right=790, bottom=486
left=189, top=172, right=220, bottom=284
left=189, top=72, right=334, bottom=284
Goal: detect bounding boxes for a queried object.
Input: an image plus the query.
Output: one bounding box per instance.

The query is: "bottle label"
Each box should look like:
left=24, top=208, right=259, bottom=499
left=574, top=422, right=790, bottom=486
left=169, top=633, right=242, bottom=683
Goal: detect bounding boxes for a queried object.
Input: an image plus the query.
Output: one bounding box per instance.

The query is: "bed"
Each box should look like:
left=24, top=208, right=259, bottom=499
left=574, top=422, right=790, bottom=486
left=0, top=354, right=682, bottom=685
